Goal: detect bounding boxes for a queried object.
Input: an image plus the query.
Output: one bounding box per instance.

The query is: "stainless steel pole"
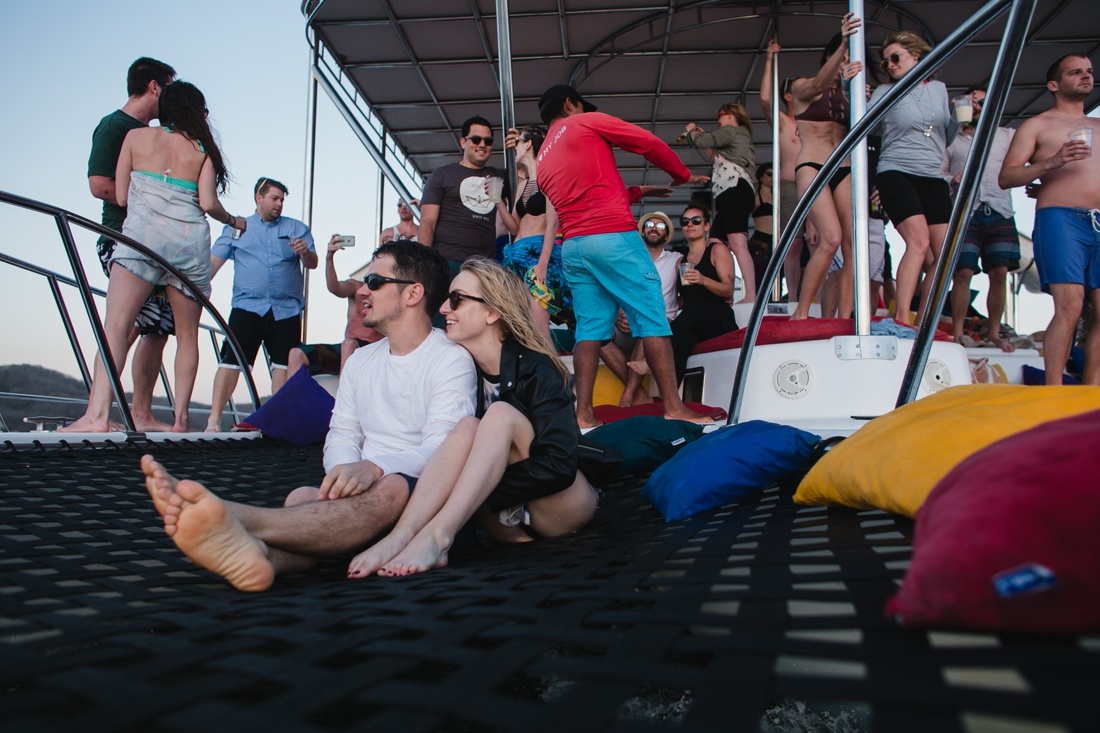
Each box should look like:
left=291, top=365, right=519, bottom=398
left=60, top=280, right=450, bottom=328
left=300, top=44, right=320, bottom=343
left=771, top=43, right=783, bottom=303
left=496, top=0, right=518, bottom=195
left=849, top=0, right=871, bottom=334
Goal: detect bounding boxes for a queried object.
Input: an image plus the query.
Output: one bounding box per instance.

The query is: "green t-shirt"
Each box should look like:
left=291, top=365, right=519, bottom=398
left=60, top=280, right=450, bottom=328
left=87, top=109, right=144, bottom=234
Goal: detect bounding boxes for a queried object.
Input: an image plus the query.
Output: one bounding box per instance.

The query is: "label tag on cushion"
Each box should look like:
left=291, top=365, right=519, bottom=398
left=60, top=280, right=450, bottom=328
left=992, top=564, right=1058, bottom=598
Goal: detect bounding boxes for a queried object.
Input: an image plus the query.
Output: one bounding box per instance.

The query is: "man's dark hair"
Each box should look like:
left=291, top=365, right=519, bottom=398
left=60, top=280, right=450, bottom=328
left=1046, top=53, right=1089, bottom=89
left=254, top=177, right=289, bottom=197
left=374, top=241, right=451, bottom=316
left=965, top=85, right=987, bottom=96
left=461, top=115, right=493, bottom=139
left=127, top=57, right=176, bottom=97
left=683, top=199, right=712, bottom=223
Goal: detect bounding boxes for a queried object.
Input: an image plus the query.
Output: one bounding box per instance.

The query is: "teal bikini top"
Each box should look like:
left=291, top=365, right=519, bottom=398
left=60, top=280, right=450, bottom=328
left=134, top=126, right=205, bottom=191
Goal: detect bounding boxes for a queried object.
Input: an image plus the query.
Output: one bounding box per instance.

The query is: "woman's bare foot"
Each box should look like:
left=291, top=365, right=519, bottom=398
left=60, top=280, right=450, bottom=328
left=627, top=360, right=651, bottom=376
left=347, top=530, right=413, bottom=578
left=378, top=530, right=450, bottom=577
left=163, top=478, right=275, bottom=592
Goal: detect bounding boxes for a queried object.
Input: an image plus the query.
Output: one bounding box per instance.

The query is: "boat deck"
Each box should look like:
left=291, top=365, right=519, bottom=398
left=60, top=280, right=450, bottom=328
left=1, top=437, right=1095, bottom=731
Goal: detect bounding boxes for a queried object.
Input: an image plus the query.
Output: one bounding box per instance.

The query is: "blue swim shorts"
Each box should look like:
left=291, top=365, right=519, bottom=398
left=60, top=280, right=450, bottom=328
left=1032, top=207, right=1100, bottom=293
left=957, top=206, right=1021, bottom=274
left=561, top=230, right=672, bottom=342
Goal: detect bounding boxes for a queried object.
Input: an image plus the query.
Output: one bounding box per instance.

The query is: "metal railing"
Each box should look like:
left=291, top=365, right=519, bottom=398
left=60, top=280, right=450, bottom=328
left=727, top=0, right=1036, bottom=423
left=0, top=189, right=261, bottom=432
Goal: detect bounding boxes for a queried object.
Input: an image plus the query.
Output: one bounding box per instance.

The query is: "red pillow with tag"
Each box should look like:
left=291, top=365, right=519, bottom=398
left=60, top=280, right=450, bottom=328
left=886, top=407, right=1100, bottom=632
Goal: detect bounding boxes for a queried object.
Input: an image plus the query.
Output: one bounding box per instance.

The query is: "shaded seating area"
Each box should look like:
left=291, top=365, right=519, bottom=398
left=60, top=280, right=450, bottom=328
left=1, top=437, right=1095, bottom=731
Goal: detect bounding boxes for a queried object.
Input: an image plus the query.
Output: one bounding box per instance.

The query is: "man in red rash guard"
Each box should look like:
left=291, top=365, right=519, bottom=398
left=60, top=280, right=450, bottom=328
left=536, top=84, right=712, bottom=428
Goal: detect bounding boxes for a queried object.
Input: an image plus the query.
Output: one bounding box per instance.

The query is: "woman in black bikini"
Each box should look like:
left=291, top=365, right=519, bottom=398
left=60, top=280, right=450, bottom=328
left=789, top=12, right=863, bottom=320
left=750, top=164, right=776, bottom=295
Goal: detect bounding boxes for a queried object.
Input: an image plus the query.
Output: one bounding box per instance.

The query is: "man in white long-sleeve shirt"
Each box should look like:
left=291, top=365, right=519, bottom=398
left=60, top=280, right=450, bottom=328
left=140, top=241, right=477, bottom=591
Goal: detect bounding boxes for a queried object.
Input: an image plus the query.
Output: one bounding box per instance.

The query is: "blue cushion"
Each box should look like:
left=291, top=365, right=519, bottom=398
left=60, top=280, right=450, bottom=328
left=641, top=421, right=821, bottom=522
left=1022, top=364, right=1080, bottom=386
left=245, top=369, right=335, bottom=445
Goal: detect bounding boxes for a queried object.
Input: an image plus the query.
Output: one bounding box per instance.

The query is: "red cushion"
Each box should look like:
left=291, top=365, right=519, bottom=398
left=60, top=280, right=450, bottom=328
left=692, top=316, right=948, bottom=355
left=593, top=401, right=727, bottom=425
left=885, top=407, right=1100, bottom=632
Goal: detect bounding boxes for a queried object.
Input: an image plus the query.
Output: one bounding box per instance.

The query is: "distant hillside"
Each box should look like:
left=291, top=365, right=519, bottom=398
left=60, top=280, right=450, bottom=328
left=0, top=363, right=221, bottom=431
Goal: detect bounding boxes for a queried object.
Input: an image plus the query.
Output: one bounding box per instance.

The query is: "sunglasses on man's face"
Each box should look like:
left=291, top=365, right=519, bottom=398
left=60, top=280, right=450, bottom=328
left=643, top=220, right=668, bottom=231
left=447, top=291, right=488, bottom=310
left=680, top=216, right=704, bottom=227
left=363, top=273, right=416, bottom=290
left=466, top=135, right=494, bottom=147
left=880, top=51, right=906, bottom=69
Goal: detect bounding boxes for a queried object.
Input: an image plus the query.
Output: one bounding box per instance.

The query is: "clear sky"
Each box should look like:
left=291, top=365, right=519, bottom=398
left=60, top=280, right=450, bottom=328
left=0, top=1, right=1068, bottom=417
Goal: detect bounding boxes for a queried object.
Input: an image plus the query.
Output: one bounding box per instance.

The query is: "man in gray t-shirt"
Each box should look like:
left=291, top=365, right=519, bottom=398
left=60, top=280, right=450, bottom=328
left=418, top=115, right=505, bottom=274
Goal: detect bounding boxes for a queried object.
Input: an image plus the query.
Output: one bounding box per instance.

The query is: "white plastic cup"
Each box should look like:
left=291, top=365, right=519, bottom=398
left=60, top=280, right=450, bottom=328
left=487, top=176, right=504, bottom=203
left=1069, top=127, right=1093, bottom=150
left=954, top=96, right=973, bottom=124
left=679, top=261, right=694, bottom=285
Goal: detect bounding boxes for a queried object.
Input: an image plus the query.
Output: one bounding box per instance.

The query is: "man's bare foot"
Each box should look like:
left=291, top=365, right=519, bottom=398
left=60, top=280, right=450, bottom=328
left=618, top=390, right=635, bottom=408
left=627, top=359, right=651, bottom=376
left=990, top=335, right=1016, bottom=353
left=58, top=415, right=111, bottom=433
left=141, top=454, right=180, bottom=519
left=164, top=478, right=274, bottom=592
left=378, top=530, right=450, bottom=577
left=347, top=530, right=413, bottom=578
left=134, top=415, right=174, bottom=432
left=664, top=406, right=714, bottom=425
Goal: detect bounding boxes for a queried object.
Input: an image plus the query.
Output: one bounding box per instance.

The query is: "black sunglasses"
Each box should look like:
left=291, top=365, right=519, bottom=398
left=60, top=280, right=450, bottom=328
left=880, top=51, right=906, bottom=69
left=466, top=135, right=494, bottom=146
left=643, top=220, right=668, bottom=231
left=680, top=216, right=704, bottom=226
left=447, top=291, right=488, bottom=310
left=364, top=273, right=416, bottom=290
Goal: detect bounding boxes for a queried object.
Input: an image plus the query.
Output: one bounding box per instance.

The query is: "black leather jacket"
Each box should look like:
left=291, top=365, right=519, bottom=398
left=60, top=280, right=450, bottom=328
left=477, top=337, right=579, bottom=512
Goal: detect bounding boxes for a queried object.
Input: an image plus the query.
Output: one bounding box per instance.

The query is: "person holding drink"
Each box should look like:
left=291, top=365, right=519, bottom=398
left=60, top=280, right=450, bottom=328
left=999, top=53, right=1100, bottom=384
left=629, top=202, right=737, bottom=385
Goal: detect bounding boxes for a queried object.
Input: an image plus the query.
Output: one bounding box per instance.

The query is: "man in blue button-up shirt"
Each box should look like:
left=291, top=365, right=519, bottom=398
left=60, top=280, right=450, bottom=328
left=205, top=177, right=318, bottom=431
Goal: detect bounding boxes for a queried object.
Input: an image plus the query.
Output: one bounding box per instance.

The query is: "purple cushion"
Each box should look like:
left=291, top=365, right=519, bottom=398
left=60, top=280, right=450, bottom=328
left=245, top=369, right=335, bottom=445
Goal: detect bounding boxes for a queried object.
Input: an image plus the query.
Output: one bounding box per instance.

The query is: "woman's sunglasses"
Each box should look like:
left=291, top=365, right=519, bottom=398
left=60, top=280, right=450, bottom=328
left=364, top=273, right=415, bottom=290
left=680, top=216, right=704, bottom=226
left=447, top=291, right=488, bottom=310
left=466, top=135, right=494, bottom=146
left=880, top=51, right=907, bottom=69
left=643, top=220, right=668, bottom=231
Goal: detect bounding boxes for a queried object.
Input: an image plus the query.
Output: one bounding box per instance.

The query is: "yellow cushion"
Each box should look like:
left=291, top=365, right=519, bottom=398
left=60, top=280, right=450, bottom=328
left=592, top=364, right=650, bottom=406
left=794, top=384, right=1100, bottom=517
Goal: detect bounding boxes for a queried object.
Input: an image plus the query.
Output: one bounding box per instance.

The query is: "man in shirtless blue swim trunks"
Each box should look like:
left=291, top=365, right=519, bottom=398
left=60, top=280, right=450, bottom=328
left=1000, top=53, right=1100, bottom=385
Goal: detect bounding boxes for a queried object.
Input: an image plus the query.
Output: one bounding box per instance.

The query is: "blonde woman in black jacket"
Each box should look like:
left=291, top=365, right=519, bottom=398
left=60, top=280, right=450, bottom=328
left=349, top=257, right=596, bottom=577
